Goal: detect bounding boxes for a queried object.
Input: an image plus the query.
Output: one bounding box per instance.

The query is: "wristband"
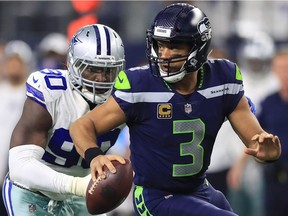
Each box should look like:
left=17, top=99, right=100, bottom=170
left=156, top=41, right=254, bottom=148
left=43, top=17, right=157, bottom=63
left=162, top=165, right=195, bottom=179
left=84, top=147, right=104, bottom=166
left=254, top=157, right=278, bottom=164
left=264, top=159, right=279, bottom=163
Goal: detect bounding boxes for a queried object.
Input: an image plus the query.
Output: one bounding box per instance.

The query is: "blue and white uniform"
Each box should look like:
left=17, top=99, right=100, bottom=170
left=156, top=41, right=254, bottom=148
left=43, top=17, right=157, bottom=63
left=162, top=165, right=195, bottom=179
left=112, top=59, right=244, bottom=216
left=3, top=69, right=124, bottom=216
left=26, top=69, right=122, bottom=172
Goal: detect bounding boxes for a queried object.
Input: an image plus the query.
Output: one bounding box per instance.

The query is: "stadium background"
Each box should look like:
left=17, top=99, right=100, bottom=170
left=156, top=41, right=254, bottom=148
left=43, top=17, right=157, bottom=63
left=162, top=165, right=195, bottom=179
left=0, top=1, right=288, bottom=216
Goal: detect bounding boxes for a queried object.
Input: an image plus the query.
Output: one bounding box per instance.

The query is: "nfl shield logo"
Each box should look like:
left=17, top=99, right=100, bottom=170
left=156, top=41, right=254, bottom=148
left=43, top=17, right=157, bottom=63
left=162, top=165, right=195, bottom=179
left=184, top=103, right=192, bottom=114
left=28, top=204, right=36, bottom=213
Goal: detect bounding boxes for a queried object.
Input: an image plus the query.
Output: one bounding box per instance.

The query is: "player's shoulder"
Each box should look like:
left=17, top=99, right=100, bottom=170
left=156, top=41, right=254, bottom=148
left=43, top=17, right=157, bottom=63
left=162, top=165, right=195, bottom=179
left=125, top=64, right=151, bottom=78
left=206, top=58, right=242, bottom=83
left=26, top=69, right=70, bottom=105
left=27, top=68, right=69, bottom=92
left=207, top=58, right=237, bottom=73
left=114, top=64, right=152, bottom=91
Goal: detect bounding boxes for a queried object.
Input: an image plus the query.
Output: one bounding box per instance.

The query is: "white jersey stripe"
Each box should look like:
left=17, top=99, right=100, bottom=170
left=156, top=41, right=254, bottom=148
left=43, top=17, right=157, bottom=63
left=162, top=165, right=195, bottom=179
left=3, top=175, right=14, bottom=216
left=114, top=90, right=174, bottom=103
left=197, top=83, right=243, bottom=99
left=115, top=83, right=243, bottom=103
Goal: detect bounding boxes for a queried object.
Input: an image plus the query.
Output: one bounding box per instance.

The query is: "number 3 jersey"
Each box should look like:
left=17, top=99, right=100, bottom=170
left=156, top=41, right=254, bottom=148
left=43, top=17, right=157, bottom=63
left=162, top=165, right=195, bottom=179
left=112, top=59, right=244, bottom=193
left=26, top=69, right=123, bottom=177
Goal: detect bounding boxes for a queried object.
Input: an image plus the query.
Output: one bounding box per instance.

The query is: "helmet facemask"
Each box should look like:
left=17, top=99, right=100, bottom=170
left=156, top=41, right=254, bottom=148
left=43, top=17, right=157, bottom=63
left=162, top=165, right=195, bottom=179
left=147, top=34, right=200, bottom=83
left=69, top=54, right=124, bottom=104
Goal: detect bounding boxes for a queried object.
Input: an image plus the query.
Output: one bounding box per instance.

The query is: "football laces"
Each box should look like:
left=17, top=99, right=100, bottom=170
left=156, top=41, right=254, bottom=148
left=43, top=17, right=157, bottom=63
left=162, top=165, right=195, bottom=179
left=88, top=176, right=103, bottom=195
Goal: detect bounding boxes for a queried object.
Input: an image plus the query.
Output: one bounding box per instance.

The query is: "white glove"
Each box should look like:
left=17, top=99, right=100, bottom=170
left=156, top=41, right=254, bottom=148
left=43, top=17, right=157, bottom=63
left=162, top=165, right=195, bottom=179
left=71, top=174, right=91, bottom=197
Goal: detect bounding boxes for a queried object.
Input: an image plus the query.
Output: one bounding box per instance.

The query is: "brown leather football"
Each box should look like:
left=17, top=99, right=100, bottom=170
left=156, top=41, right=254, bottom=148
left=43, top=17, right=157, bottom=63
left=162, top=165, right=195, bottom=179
left=86, top=159, right=133, bottom=214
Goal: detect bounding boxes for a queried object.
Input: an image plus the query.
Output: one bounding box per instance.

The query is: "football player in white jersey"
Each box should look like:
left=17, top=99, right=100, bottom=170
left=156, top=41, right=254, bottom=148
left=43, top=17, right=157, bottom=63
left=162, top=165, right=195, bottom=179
left=2, top=24, right=126, bottom=216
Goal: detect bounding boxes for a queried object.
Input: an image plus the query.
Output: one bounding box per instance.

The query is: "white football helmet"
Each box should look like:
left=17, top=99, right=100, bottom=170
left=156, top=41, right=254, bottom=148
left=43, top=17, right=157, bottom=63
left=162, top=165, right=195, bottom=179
left=68, top=24, right=125, bottom=104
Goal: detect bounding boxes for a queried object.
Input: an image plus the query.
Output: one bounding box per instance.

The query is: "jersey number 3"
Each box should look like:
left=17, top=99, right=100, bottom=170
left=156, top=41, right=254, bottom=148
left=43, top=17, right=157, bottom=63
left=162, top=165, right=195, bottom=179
left=172, top=119, right=205, bottom=177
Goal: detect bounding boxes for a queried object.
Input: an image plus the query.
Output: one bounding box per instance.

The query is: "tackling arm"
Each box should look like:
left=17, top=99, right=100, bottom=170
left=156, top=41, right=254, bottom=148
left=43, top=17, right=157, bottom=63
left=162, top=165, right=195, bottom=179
left=9, top=98, right=89, bottom=197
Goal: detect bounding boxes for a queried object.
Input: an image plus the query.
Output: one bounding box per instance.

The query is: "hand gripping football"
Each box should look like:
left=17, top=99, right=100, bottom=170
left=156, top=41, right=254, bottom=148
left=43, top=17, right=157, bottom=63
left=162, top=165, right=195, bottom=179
left=86, top=159, right=133, bottom=214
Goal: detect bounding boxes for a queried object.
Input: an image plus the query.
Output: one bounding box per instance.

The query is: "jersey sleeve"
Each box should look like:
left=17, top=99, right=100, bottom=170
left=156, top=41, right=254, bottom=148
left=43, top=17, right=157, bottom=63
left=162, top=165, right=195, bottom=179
left=26, top=69, right=69, bottom=109
left=26, top=70, right=47, bottom=108
left=111, top=66, right=149, bottom=122
left=222, top=60, right=244, bottom=116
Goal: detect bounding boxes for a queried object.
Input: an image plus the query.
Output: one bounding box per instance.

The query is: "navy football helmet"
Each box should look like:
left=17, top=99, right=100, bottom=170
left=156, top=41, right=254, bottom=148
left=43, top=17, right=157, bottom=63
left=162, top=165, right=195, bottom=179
left=146, top=3, right=212, bottom=83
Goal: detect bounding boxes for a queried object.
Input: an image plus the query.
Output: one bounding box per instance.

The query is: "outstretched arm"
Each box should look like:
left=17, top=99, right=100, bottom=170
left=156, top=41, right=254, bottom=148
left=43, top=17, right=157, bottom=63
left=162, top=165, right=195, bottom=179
left=9, top=98, right=89, bottom=197
left=228, top=96, right=281, bottom=163
left=9, top=97, right=53, bottom=189
left=70, top=96, right=127, bottom=181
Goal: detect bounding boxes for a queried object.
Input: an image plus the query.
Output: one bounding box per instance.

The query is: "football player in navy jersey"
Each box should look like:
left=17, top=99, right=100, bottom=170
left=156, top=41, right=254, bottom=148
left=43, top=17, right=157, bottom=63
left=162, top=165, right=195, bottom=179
left=2, top=24, right=125, bottom=216
left=70, top=3, right=281, bottom=216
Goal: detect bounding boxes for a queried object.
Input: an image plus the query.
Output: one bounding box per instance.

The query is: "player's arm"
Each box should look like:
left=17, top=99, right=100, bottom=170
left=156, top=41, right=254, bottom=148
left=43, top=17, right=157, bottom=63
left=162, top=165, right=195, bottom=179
left=9, top=97, right=89, bottom=196
left=9, top=97, right=58, bottom=189
left=228, top=95, right=281, bottom=163
left=70, top=95, right=127, bottom=181
left=10, top=97, right=52, bottom=149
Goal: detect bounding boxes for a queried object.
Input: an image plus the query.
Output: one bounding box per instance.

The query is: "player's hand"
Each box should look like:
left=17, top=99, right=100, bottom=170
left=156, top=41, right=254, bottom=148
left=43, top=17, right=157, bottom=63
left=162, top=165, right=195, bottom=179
left=245, top=132, right=281, bottom=163
left=90, top=154, right=126, bottom=181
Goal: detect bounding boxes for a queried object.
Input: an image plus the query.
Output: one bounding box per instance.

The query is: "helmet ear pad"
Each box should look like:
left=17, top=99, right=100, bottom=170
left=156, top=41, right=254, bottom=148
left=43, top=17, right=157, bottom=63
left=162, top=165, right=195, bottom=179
left=184, top=39, right=211, bottom=73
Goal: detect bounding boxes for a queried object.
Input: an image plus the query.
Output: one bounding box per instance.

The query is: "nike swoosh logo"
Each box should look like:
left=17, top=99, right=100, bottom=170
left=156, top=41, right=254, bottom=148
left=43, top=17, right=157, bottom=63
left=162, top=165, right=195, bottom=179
left=164, top=194, right=173, bottom=199
left=33, top=76, right=39, bottom=83
left=118, top=76, right=124, bottom=83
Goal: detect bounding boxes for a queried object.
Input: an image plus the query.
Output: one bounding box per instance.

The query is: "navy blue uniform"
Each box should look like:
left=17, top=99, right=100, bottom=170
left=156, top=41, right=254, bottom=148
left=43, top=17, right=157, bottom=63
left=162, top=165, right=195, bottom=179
left=112, top=59, right=244, bottom=216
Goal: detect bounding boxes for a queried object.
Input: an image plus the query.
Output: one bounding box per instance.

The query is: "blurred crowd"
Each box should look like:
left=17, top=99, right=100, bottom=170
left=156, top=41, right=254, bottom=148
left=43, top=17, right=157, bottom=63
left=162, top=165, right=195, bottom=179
left=0, top=33, right=68, bottom=215
left=0, top=1, right=288, bottom=216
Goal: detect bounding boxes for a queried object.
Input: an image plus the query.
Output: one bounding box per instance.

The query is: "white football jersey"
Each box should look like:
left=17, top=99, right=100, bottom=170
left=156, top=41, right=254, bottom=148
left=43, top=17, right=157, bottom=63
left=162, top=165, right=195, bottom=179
left=26, top=69, right=124, bottom=177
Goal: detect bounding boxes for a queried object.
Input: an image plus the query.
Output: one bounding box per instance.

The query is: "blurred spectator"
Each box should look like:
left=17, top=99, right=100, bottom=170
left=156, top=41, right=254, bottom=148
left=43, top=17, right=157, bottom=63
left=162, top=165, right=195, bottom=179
left=234, top=1, right=288, bottom=42
left=2, top=40, right=35, bottom=84
left=226, top=31, right=279, bottom=216
left=0, top=40, right=34, bottom=216
left=258, top=48, right=288, bottom=216
left=237, top=31, right=276, bottom=86
left=37, top=32, right=68, bottom=70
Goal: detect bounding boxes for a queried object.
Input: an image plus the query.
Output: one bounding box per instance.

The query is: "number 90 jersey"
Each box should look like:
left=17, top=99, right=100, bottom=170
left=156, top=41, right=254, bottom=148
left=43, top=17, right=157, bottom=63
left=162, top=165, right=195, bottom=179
left=26, top=69, right=123, bottom=176
left=112, top=59, right=244, bottom=193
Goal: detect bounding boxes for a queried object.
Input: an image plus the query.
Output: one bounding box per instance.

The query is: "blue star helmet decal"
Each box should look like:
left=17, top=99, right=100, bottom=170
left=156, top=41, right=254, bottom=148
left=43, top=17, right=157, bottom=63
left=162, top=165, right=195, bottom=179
left=69, top=29, right=83, bottom=55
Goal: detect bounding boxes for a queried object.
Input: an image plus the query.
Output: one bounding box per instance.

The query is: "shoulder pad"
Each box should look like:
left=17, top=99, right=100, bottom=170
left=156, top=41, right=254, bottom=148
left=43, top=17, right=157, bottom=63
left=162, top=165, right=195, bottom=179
left=26, top=69, right=69, bottom=106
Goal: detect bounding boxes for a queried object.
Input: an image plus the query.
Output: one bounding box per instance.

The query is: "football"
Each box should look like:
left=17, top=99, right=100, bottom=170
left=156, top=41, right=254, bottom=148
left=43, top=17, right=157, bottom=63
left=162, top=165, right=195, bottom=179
left=86, top=159, right=133, bottom=214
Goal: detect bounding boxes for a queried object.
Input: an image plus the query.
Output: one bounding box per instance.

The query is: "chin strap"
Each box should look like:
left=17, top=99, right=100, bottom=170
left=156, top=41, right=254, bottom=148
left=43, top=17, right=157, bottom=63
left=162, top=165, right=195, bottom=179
left=159, top=67, right=186, bottom=83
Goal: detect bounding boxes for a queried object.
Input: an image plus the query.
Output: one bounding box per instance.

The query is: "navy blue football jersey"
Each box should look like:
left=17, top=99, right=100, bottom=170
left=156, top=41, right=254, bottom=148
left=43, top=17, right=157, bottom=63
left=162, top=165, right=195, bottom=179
left=112, top=59, right=244, bottom=193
